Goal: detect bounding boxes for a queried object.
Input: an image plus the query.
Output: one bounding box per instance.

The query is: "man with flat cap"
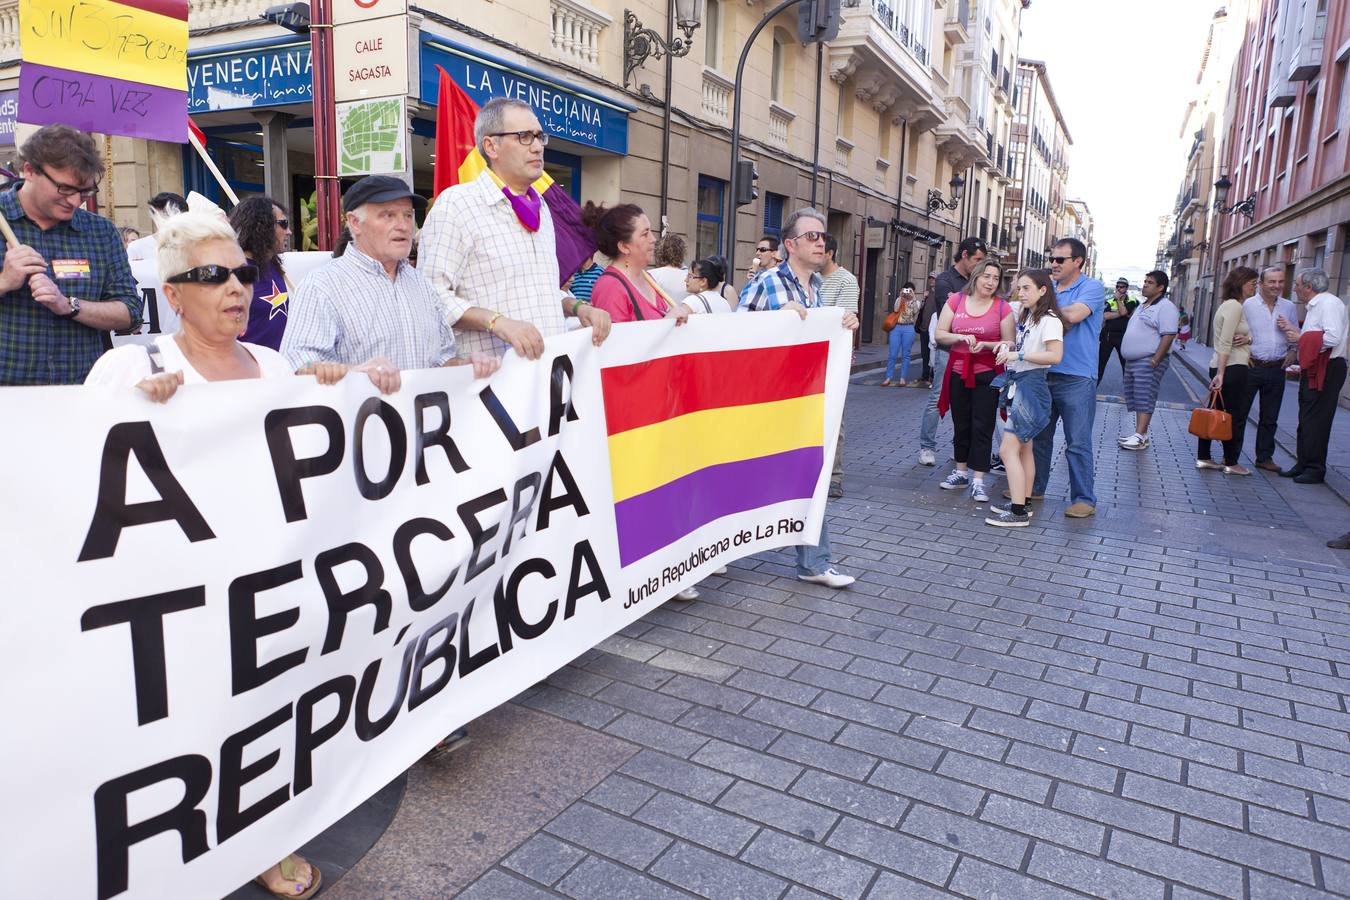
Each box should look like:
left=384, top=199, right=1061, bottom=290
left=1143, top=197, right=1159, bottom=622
left=282, top=175, right=498, bottom=389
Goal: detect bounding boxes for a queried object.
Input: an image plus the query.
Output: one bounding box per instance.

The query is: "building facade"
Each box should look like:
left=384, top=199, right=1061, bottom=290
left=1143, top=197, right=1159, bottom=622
left=1006, top=58, right=1072, bottom=271
left=0, top=0, right=1046, bottom=344
left=1211, top=0, right=1349, bottom=329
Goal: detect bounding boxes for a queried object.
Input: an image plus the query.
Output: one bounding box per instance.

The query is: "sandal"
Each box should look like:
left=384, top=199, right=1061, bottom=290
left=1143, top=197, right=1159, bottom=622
left=255, top=854, right=322, bottom=899
left=880, top=379, right=893, bottom=386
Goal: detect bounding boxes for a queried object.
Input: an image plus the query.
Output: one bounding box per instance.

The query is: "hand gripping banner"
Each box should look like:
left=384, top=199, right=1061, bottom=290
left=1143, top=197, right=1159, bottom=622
left=0, top=311, right=850, bottom=899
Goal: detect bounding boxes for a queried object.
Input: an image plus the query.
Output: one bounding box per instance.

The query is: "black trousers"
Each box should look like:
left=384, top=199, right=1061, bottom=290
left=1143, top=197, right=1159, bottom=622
left=916, top=330, right=932, bottom=381
left=1198, top=365, right=1252, bottom=466
left=949, top=368, right=999, bottom=471
left=1098, top=334, right=1125, bottom=382
left=1296, top=357, right=1348, bottom=479
left=1244, top=364, right=1287, bottom=464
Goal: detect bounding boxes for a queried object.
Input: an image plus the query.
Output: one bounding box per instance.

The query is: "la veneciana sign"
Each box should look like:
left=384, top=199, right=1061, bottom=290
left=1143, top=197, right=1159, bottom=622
left=420, top=40, right=628, bottom=155
left=187, top=42, right=311, bottom=112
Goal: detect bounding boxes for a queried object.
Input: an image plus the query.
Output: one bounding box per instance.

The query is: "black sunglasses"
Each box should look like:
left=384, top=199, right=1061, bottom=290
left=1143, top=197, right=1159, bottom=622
left=791, top=231, right=827, bottom=243
left=1049, top=256, right=1072, bottom=264
left=275, top=218, right=290, bottom=229
left=165, top=264, right=259, bottom=285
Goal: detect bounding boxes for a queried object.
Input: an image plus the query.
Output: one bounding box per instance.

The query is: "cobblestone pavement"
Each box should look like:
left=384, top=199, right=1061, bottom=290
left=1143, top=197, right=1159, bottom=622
left=341, top=369, right=1350, bottom=900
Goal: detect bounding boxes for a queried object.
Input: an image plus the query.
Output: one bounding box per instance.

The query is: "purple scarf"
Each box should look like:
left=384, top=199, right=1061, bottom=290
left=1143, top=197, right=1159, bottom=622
left=489, top=171, right=542, bottom=232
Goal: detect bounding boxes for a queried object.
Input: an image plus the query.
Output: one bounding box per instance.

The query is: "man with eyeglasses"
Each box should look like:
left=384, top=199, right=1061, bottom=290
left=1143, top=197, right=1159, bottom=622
left=421, top=97, right=611, bottom=361
left=1024, top=237, right=1105, bottom=517
left=0, top=125, right=140, bottom=384
left=738, top=207, right=859, bottom=589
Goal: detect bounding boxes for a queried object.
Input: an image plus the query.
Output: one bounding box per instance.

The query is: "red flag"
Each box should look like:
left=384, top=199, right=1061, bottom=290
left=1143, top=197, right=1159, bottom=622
left=434, top=65, right=482, bottom=197
left=187, top=116, right=207, bottom=148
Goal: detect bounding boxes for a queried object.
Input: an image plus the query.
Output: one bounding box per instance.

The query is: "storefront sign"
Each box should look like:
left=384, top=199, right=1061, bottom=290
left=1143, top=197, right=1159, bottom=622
left=333, top=0, right=407, bottom=26
left=187, top=43, right=312, bottom=112
left=0, top=90, right=18, bottom=146
left=421, top=41, right=628, bottom=155
left=334, top=16, right=409, bottom=103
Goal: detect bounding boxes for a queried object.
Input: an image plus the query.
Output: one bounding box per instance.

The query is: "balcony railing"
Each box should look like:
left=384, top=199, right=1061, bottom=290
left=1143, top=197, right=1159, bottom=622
left=549, top=0, right=610, bottom=70
left=701, top=68, right=733, bottom=123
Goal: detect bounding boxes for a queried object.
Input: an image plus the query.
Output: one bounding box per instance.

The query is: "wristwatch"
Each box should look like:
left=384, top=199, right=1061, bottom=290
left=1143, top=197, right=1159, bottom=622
left=59, top=296, right=81, bottom=320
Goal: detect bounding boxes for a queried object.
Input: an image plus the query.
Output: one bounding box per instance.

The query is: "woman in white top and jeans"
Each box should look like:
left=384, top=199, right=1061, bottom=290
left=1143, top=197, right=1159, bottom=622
left=986, top=269, right=1064, bottom=527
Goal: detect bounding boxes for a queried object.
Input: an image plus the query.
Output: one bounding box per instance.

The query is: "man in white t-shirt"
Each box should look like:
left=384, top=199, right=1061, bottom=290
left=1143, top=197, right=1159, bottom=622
left=1116, top=270, right=1179, bottom=451
left=125, top=192, right=186, bottom=261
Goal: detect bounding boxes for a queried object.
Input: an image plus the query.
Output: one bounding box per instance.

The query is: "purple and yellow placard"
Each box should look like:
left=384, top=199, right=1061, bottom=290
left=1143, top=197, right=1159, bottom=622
left=17, top=0, right=188, bottom=142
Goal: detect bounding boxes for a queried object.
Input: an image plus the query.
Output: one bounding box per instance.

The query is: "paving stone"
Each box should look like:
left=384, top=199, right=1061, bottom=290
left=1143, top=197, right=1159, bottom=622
left=1186, top=763, right=1311, bottom=815
left=903, top=715, right=1010, bottom=761
left=1106, top=830, right=1244, bottom=897
left=658, top=673, right=757, bottom=713
left=900, top=802, right=1029, bottom=869
left=1121, top=772, right=1243, bottom=827
left=769, top=731, right=877, bottom=780
left=1006, top=743, right=1120, bottom=792
left=836, top=722, right=945, bottom=770
left=543, top=802, right=672, bottom=870
left=620, top=749, right=734, bottom=803
left=503, top=833, right=585, bottom=886
left=1249, top=806, right=1350, bottom=860
left=863, top=871, right=956, bottom=900
left=1069, top=734, right=1184, bottom=782
left=729, top=669, right=822, bottom=705
left=789, top=770, right=910, bottom=827
left=716, top=779, right=839, bottom=841
left=979, top=794, right=1106, bottom=855
left=811, top=691, right=912, bottom=732
left=649, top=841, right=788, bottom=900
left=1026, top=841, right=1166, bottom=899
left=583, top=773, right=657, bottom=816
left=935, top=751, right=1052, bottom=803
left=692, top=739, right=804, bottom=789
left=1051, top=784, right=1177, bottom=841
left=557, top=856, right=689, bottom=900
left=634, top=791, right=760, bottom=856
left=677, top=704, right=782, bottom=750
left=1178, top=817, right=1316, bottom=884
left=867, top=762, right=984, bottom=815
left=948, top=857, right=1081, bottom=900
left=745, top=697, right=845, bottom=740
left=825, top=815, right=957, bottom=886
left=461, top=868, right=562, bottom=899
left=603, top=712, right=710, bottom=758
left=739, top=829, right=877, bottom=900
left=595, top=680, right=693, bottom=722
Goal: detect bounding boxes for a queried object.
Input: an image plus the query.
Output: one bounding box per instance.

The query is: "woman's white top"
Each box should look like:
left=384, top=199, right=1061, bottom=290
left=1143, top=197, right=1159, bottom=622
left=85, top=334, right=293, bottom=386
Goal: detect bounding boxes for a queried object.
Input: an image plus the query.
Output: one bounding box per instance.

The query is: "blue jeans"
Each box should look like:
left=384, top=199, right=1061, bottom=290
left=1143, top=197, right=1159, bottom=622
left=1032, top=373, right=1097, bottom=505
left=886, top=325, right=916, bottom=381
left=919, top=347, right=950, bottom=451
left=796, top=516, right=833, bottom=576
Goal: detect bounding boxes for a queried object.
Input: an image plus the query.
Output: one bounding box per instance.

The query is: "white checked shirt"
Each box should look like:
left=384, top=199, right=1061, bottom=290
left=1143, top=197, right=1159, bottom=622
left=419, top=169, right=568, bottom=357
left=280, top=245, right=457, bottom=371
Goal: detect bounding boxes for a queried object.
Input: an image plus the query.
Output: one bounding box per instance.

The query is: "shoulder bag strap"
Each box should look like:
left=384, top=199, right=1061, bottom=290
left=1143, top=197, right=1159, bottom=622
left=599, top=270, right=644, bottom=321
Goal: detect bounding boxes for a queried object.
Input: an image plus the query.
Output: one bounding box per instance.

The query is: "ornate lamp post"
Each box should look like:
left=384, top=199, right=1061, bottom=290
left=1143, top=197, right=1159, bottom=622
left=927, top=173, right=965, bottom=213
left=623, top=0, right=703, bottom=88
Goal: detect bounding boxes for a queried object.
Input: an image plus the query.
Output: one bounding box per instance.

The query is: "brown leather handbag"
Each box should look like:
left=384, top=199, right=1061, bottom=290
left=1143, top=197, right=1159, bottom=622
left=1188, top=389, right=1232, bottom=441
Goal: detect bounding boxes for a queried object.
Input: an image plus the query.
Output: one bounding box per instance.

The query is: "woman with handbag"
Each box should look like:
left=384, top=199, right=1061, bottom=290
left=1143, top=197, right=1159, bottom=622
left=1196, top=266, right=1257, bottom=476
left=881, top=282, right=921, bottom=386
left=934, top=259, right=1016, bottom=503
left=585, top=202, right=692, bottom=326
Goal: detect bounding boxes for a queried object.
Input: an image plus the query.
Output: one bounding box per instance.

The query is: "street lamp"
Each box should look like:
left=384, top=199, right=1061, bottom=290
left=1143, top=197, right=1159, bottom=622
left=1213, top=174, right=1255, bottom=221
left=927, top=173, right=965, bottom=213
left=624, top=0, right=703, bottom=87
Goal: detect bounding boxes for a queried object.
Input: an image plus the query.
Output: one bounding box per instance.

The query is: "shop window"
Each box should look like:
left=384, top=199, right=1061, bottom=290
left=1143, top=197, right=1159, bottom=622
left=696, top=175, right=725, bottom=260
left=543, top=149, right=582, bottom=203
left=763, top=192, right=785, bottom=240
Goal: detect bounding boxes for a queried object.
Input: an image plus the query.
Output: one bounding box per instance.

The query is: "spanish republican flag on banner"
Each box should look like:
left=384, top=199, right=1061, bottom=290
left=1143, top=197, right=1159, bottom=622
left=432, top=65, right=596, bottom=285
left=602, top=342, right=830, bottom=567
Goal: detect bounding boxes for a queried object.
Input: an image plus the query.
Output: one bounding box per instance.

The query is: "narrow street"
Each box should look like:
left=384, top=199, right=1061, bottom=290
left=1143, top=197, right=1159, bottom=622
left=311, top=363, right=1350, bottom=900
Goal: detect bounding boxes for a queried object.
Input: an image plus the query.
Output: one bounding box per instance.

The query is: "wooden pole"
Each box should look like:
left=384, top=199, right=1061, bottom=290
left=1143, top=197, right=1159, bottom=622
left=0, top=208, right=20, bottom=249
left=186, top=128, right=240, bottom=206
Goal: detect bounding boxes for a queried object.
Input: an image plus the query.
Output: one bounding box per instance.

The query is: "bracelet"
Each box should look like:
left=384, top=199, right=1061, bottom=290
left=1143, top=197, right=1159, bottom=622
left=486, top=312, right=503, bottom=334
left=1018, top=351, right=1025, bottom=362
left=571, top=298, right=591, bottom=316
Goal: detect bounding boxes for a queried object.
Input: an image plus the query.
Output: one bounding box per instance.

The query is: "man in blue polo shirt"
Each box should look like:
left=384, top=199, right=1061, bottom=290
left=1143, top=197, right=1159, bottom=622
left=1032, top=237, right=1105, bottom=517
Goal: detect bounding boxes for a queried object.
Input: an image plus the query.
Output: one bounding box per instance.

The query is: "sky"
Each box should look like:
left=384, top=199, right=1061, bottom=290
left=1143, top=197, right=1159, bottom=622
left=1018, top=0, right=1225, bottom=282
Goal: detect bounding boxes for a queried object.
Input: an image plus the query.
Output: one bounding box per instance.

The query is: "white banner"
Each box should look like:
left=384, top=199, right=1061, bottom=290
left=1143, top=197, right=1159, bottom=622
left=0, top=312, right=850, bottom=899
left=115, top=251, right=335, bottom=347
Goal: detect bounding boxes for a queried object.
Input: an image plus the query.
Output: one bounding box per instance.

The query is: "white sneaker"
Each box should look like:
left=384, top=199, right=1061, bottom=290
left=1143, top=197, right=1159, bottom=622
left=713, top=565, right=728, bottom=575
left=674, top=586, right=700, bottom=601
left=918, top=449, right=936, bottom=466
left=969, top=481, right=990, bottom=503
left=798, top=568, right=856, bottom=588
left=1119, top=434, right=1150, bottom=451
left=939, top=470, right=970, bottom=490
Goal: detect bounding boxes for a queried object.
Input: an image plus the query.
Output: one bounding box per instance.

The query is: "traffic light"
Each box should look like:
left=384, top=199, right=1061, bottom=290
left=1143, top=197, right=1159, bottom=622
left=735, top=159, right=759, bottom=207
left=797, top=0, right=841, bottom=44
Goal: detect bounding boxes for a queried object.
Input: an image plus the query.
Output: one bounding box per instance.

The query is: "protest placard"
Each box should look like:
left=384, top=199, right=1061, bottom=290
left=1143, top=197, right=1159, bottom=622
left=0, top=311, right=850, bottom=899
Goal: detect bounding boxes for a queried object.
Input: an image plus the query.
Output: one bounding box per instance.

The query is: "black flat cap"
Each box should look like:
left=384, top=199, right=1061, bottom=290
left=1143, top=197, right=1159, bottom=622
left=343, top=175, right=427, bottom=212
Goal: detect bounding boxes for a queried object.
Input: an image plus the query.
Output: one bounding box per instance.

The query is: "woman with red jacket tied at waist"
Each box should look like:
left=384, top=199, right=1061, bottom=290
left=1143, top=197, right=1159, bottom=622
left=585, top=202, right=692, bottom=326
left=934, top=258, right=1016, bottom=504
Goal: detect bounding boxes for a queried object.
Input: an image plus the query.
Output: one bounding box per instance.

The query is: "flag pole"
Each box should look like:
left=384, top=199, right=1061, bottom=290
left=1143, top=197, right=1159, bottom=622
left=186, top=126, right=239, bottom=206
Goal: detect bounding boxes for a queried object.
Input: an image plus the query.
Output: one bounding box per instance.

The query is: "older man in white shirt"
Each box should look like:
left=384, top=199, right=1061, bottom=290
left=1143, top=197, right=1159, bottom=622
left=1278, top=267, right=1348, bottom=484
left=1243, top=266, right=1298, bottom=471
left=419, top=97, right=610, bottom=359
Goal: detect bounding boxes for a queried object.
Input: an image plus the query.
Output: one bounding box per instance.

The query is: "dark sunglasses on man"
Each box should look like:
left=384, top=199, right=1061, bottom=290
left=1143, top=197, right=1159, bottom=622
left=165, top=264, right=259, bottom=286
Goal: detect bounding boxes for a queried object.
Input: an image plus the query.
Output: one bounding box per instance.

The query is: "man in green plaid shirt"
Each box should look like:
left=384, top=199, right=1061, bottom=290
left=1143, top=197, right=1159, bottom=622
left=0, top=125, right=140, bottom=385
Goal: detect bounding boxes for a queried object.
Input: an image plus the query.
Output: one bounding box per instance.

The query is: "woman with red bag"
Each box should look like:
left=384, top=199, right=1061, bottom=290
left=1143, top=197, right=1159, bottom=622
left=934, top=259, right=1016, bottom=503
left=1197, top=266, right=1258, bottom=476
